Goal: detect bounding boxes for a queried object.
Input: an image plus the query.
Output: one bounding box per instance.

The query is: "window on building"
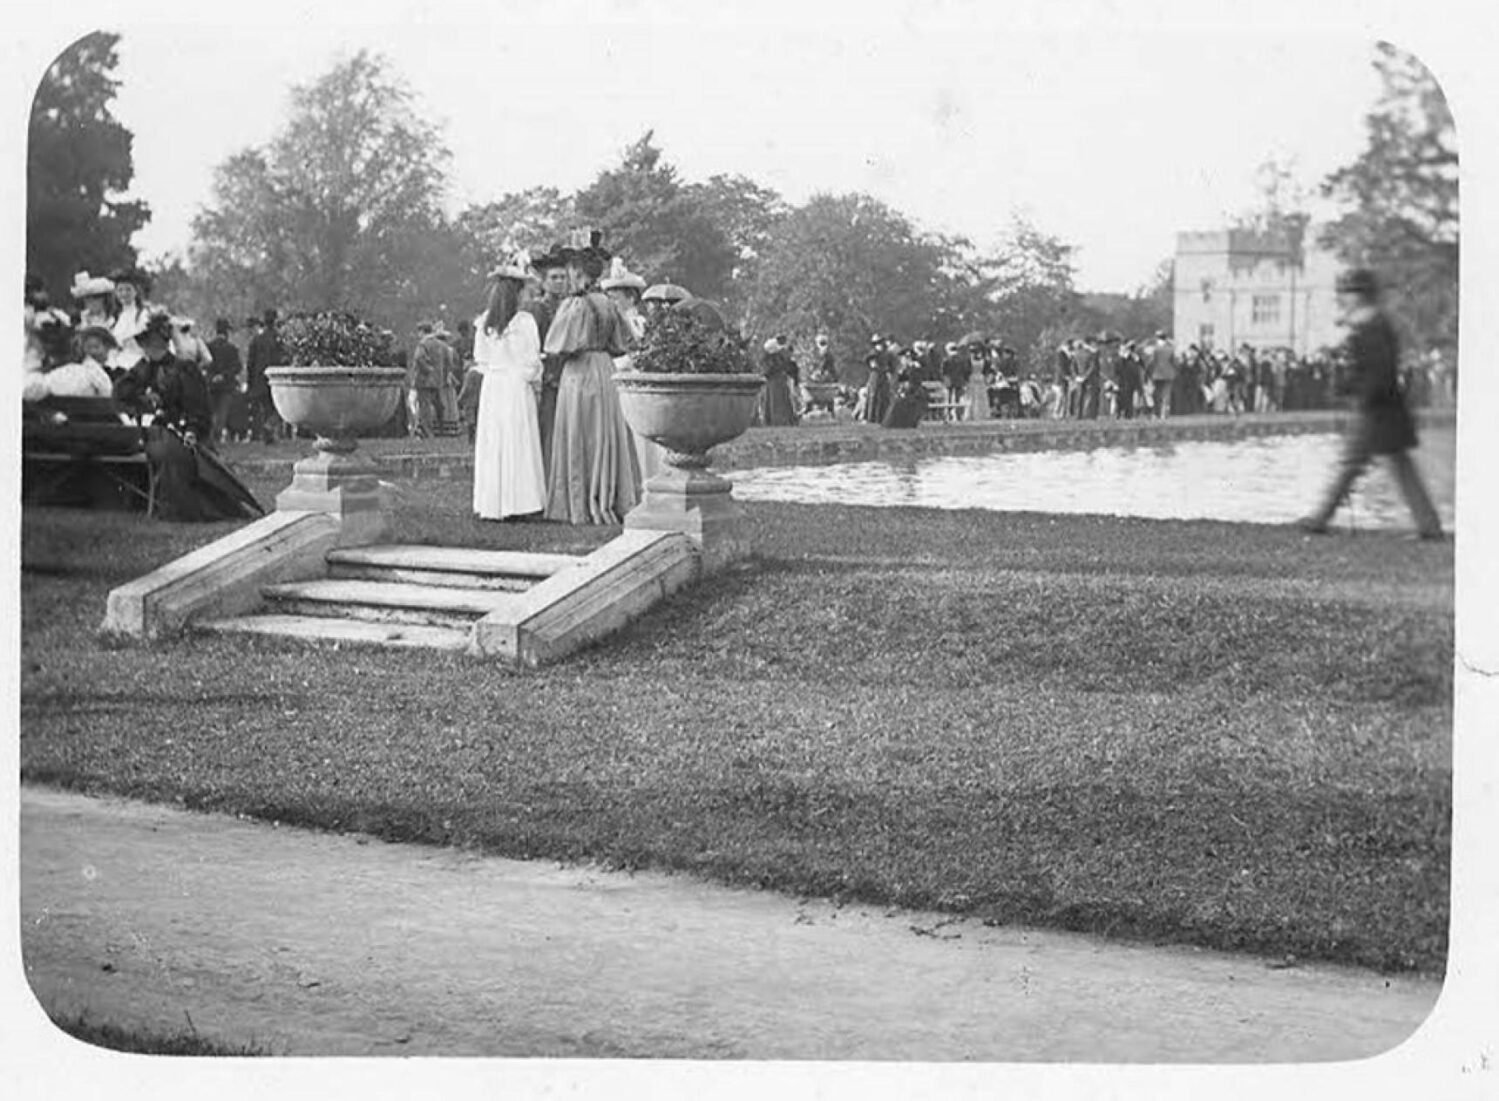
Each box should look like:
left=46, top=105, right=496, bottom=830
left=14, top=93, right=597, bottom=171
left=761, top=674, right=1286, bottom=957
left=1252, top=294, right=1281, bottom=325
left=1198, top=323, right=1215, bottom=347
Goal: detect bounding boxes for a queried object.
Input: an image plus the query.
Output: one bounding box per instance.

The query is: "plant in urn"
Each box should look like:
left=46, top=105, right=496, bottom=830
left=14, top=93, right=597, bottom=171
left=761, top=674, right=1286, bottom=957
left=615, top=298, right=764, bottom=571
left=267, top=311, right=406, bottom=543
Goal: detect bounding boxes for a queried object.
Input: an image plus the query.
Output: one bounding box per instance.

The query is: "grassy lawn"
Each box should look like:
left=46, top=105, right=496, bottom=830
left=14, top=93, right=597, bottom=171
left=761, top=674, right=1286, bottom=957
left=47, top=1010, right=267, bottom=1056
left=18, top=478, right=1453, bottom=975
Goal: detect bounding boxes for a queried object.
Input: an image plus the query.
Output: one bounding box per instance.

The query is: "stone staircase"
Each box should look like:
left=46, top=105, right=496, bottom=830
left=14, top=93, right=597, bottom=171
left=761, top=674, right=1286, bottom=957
left=199, top=544, right=586, bottom=653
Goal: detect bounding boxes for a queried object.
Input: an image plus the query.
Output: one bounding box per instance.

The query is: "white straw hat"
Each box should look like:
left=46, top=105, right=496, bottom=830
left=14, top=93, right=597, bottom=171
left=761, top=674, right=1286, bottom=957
left=488, top=249, right=532, bottom=282
left=70, top=271, right=116, bottom=299
left=600, top=257, right=647, bottom=292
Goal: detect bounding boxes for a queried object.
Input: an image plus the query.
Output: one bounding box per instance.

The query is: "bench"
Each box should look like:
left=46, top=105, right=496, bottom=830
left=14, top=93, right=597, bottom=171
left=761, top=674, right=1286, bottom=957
left=922, top=382, right=966, bottom=423
left=22, top=395, right=153, bottom=512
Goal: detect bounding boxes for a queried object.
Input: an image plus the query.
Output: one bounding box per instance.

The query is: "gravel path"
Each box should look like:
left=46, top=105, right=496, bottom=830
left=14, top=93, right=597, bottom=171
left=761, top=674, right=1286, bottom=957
left=18, top=786, right=1439, bottom=1060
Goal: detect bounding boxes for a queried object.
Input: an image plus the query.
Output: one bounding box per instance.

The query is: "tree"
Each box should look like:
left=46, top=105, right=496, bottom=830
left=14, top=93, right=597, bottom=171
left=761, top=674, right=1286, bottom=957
left=690, top=174, right=789, bottom=321
left=27, top=31, right=151, bottom=300
left=1319, top=42, right=1458, bottom=352
left=574, top=132, right=738, bottom=302
left=189, top=50, right=453, bottom=326
left=1234, top=154, right=1312, bottom=265
left=746, top=193, right=955, bottom=379
left=454, top=186, right=582, bottom=267
left=980, top=214, right=1081, bottom=354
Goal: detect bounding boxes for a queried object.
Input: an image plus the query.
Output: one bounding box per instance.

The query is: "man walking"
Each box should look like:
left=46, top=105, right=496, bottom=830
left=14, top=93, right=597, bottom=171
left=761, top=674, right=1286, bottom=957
left=1297, top=269, right=1443, bottom=540
left=204, top=318, right=244, bottom=447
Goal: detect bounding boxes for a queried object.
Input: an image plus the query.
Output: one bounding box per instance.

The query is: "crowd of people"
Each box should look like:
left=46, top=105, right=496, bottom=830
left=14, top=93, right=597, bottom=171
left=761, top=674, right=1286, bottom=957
left=741, top=328, right=1456, bottom=429
left=23, top=269, right=263, bottom=521
left=23, top=246, right=1454, bottom=535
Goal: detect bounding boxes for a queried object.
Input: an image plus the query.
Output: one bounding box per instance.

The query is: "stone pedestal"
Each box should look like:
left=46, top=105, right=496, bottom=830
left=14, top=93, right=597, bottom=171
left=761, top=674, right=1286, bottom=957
left=624, top=463, right=750, bottom=574
left=274, top=448, right=387, bottom=546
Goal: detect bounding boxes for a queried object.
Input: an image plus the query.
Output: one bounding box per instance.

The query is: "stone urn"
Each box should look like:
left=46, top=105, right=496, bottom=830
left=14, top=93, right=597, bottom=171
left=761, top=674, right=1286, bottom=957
left=266, top=366, right=406, bottom=543
left=614, top=372, right=765, bottom=571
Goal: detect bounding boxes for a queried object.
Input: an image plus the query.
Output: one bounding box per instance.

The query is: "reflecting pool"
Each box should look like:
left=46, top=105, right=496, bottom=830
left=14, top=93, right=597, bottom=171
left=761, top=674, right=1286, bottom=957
left=730, top=427, right=1457, bottom=532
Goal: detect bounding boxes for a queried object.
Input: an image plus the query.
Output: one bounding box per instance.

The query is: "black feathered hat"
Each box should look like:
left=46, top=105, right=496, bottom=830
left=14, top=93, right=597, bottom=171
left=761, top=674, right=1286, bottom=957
left=560, top=228, right=612, bottom=265
left=134, top=309, right=176, bottom=345
left=531, top=244, right=571, bottom=272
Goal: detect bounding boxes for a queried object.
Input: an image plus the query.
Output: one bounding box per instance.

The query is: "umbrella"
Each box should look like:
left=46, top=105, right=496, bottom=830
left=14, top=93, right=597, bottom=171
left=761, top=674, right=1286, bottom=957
left=959, top=331, right=988, bottom=347
left=191, top=444, right=266, bottom=520
left=642, top=283, right=691, bottom=304
left=672, top=297, right=727, bottom=331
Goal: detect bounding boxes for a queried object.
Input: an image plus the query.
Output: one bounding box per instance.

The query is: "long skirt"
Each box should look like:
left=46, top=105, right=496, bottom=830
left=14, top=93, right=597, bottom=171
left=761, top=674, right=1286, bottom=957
left=863, top=372, right=892, bottom=424
left=545, top=352, right=642, bottom=525
left=760, top=374, right=800, bottom=426
left=965, top=376, right=991, bottom=421
left=145, top=426, right=263, bottom=522
left=473, top=367, right=546, bottom=520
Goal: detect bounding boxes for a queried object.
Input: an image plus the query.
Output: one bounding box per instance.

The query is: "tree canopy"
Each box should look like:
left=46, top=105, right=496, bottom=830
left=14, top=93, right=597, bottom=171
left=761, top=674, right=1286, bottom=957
left=189, top=50, right=457, bottom=332
left=1319, top=42, right=1458, bottom=352
left=168, top=56, right=1109, bottom=354
left=574, top=132, right=739, bottom=303
left=27, top=31, right=150, bottom=300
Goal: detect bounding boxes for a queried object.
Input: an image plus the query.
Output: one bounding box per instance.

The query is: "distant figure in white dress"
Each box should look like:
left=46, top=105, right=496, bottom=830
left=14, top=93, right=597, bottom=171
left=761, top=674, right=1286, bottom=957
left=472, top=256, right=546, bottom=521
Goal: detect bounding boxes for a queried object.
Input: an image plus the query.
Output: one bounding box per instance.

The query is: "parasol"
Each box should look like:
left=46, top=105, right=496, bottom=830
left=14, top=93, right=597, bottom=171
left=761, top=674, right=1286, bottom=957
left=642, top=283, right=691, bottom=304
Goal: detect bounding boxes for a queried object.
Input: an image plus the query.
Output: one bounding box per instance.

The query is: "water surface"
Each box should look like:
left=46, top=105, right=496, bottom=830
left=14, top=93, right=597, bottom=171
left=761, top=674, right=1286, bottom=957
left=730, top=428, right=1456, bottom=532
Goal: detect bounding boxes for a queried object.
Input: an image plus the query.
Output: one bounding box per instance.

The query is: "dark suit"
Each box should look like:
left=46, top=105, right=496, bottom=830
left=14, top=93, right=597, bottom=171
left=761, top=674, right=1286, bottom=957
left=1308, top=308, right=1440, bottom=535
left=245, top=327, right=284, bottom=442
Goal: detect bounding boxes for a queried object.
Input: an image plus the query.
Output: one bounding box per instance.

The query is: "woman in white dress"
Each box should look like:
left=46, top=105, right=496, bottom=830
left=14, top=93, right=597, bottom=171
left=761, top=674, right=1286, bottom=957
left=472, top=256, right=547, bottom=521
left=108, top=268, right=154, bottom=372
left=601, top=257, right=665, bottom=485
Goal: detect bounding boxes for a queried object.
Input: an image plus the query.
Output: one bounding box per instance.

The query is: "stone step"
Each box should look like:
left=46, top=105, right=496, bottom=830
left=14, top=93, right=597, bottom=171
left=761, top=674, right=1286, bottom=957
left=198, top=614, right=472, bottom=652
left=326, top=544, right=581, bottom=579
left=325, top=562, right=536, bottom=592
left=261, top=578, right=520, bottom=629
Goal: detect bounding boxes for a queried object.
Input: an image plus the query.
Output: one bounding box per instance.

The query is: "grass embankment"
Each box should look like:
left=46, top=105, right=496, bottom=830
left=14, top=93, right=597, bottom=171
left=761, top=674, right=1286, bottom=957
left=19, top=479, right=1453, bottom=974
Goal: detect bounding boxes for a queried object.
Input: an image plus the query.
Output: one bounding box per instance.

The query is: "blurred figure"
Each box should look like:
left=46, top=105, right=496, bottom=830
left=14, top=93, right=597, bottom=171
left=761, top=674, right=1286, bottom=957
left=204, top=318, right=244, bottom=447
left=245, top=308, right=285, bottom=444
left=1148, top=331, right=1175, bottom=418
left=759, top=335, right=801, bottom=427
left=1298, top=269, right=1443, bottom=540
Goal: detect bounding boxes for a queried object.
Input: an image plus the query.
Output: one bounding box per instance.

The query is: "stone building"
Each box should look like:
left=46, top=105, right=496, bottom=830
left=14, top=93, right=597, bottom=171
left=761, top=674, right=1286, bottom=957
left=1172, top=227, right=1342, bottom=356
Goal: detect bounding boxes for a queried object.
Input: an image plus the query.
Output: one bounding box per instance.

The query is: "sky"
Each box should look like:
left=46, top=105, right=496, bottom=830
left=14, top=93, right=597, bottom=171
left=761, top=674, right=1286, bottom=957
left=78, top=17, right=1390, bottom=294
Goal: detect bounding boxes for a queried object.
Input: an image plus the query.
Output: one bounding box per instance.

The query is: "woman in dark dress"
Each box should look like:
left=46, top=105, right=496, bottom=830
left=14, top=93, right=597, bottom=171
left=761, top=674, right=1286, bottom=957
left=861, top=340, right=893, bottom=425
left=113, top=311, right=263, bottom=522
left=881, top=355, right=930, bottom=429
left=759, top=337, right=801, bottom=426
